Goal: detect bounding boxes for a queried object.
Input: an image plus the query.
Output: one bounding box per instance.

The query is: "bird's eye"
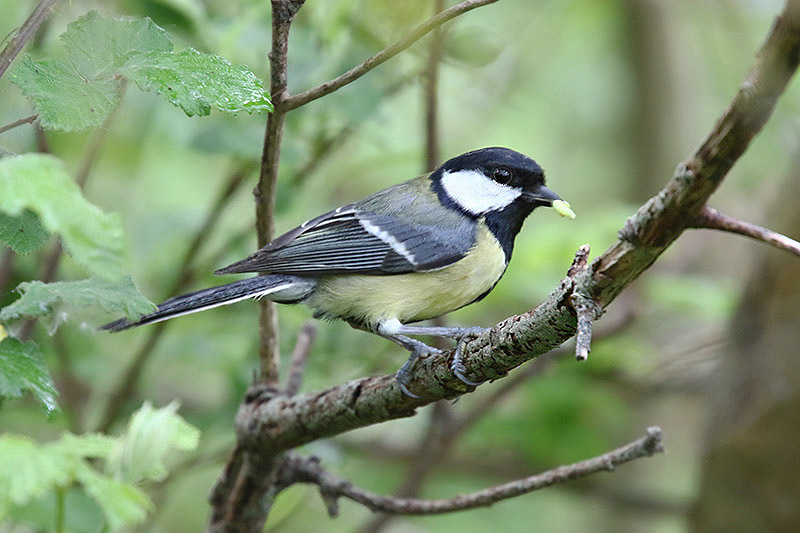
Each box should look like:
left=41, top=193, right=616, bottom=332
left=493, top=167, right=513, bottom=184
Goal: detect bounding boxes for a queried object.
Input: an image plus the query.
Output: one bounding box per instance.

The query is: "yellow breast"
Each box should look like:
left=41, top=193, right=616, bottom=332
left=307, top=222, right=507, bottom=328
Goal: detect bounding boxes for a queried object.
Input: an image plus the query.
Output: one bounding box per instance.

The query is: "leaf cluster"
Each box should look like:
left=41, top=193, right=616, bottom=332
left=0, top=402, right=199, bottom=531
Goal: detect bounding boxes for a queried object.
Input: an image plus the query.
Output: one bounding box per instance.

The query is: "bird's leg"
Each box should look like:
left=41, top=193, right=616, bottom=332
left=378, top=332, right=441, bottom=398
left=383, top=323, right=489, bottom=388
left=388, top=324, right=489, bottom=339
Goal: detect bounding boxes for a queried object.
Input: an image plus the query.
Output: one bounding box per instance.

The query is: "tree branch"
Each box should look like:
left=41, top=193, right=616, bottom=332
left=566, top=245, right=601, bottom=361
left=691, top=204, right=800, bottom=257
left=284, top=0, right=499, bottom=111
left=254, top=0, right=306, bottom=384
left=0, top=114, right=38, bottom=135
left=231, top=0, right=800, bottom=459
left=0, top=0, right=59, bottom=80
left=285, top=322, right=317, bottom=396
left=286, top=427, right=663, bottom=515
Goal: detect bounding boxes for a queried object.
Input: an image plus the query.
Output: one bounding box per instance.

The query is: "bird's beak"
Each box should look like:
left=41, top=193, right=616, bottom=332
left=522, top=184, right=562, bottom=206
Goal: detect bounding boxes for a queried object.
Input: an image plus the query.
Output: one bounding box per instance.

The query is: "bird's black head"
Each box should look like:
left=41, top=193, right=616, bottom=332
left=432, top=147, right=561, bottom=217
left=431, top=147, right=564, bottom=260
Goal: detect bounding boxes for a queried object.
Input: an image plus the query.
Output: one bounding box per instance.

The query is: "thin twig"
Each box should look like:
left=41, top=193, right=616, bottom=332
left=571, top=293, right=602, bottom=361
left=0, top=249, right=15, bottom=297
left=0, top=114, right=38, bottom=135
left=691, top=204, right=800, bottom=257
left=566, top=245, right=601, bottom=361
left=423, top=0, right=445, bottom=173
left=0, top=0, right=59, bottom=80
left=285, top=322, right=317, bottom=396
left=289, top=427, right=663, bottom=515
left=254, top=1, right=306, bottom=384
left=284, top=0, right=499, bottom=111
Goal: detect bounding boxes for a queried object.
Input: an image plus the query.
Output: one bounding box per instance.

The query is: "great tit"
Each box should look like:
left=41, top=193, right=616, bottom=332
left=104, top=147, right=569, bottom=394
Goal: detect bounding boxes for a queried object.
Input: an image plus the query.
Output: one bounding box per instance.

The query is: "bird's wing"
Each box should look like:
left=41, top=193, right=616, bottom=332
left=215, top=205, right=475, bottom=276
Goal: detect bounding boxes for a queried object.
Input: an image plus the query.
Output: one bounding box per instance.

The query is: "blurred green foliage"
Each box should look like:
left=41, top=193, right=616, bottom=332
left=0, top=401, right=199, bottom=531
left=0, top=0, right=796, bottom=532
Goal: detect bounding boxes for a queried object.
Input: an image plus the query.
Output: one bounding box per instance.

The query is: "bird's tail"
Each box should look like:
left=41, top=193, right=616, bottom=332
left=102, top=275, right=317, bottom=332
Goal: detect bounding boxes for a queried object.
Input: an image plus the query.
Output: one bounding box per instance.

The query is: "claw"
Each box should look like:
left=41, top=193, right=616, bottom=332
left=395, top=343, right=441, bottom=398
left=450, top=329, right=487, bottom=387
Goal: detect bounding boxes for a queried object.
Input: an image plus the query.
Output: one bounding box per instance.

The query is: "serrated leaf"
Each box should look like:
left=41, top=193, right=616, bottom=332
left=10, top=10, right=270, bottom=131
left=61, top=10, right=173, bottom=80
left=9, top=11, right=171, bottom=131
left=75, top=464, right=152, bottom=531
left=0, top=277, right=155, bottom=325
left=0, top=154, right=124, bottom=278
left=0, top=338, right=59, bottom=414
left=123, top=48, right=273, bottom=115
left=108, top=401, right=200, bottom=483
left=0, top=209, right=49, bottom=255
left=11, top=56, right=121, bottom=131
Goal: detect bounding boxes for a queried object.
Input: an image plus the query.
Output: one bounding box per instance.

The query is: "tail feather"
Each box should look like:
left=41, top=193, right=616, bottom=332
left=102, top=275, right=316, bottom=332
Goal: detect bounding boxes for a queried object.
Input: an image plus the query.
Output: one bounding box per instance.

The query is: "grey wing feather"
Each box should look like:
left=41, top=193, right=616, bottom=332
left=215, top=205, right=475, bottom=276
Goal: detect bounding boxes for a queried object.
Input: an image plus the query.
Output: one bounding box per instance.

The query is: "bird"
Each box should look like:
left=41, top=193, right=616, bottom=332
left=103, top=147, right=573, bottom=396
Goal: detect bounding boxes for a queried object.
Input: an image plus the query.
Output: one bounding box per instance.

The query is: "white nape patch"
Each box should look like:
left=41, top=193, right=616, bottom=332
left=378, top=317, right=404, bottom=336
left=359, top=218, right=417, bottom=265
left=440, top=169, right=522, bottom=215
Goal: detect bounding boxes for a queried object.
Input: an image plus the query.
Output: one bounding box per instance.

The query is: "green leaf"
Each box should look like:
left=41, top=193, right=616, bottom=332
left=10, top=10, right=270, bottom=131
left=0, top=432, right=150, bottom=531
left=74, top=464, right=151, bottom=531
left=0, top=407, right=196, bottom=530
left=11, top=56, right=121, bottom=131
left=122, top=48, right=273, bottom=116
left=0, top=338, right=59, bottom=414
left=60, top=10, right=173, bottom=80
left=107, top=401, right=200, bottom=483
left=0, top=277, right=155, bottom=326
left=10, top=11, right=171, bottom=131
left=0, top=154, right=125, bottom=278
left=57, top=433, right=117, bottom=459
left=0, top=435, right=74, bottom=507
left=0, top=209, right=49, bottom=255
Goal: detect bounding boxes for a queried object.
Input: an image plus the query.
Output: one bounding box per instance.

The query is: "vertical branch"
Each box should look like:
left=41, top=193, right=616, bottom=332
left=423, top=0, right=445, bottom=172
left=254, top=0, right=305, bottom=384
left=0, top=0, right=60, bottom=80
left=0, top=249, right=13, bottom=296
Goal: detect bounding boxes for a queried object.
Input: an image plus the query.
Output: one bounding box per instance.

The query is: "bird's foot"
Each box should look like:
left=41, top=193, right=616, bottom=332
left=450, top=327, right=489, bottom=387
left=395, top=342, right=441, bottom=398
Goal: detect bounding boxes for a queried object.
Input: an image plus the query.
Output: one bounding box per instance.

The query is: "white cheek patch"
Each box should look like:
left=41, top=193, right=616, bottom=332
left=440, top=169, right=522, bottom=215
